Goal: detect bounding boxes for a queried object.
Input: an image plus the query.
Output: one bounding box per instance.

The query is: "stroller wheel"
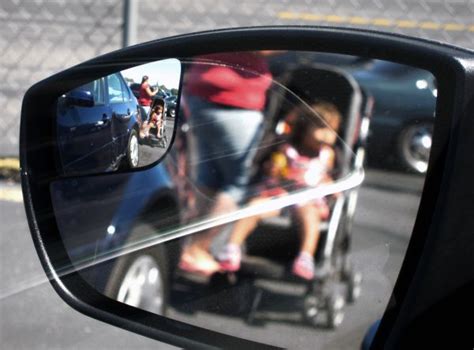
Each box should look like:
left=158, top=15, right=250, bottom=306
left=326, top=294, right=345, bottom=329
left=303, top=294, right=320, bottom=326
left=346, top=270, right=362, bottom=303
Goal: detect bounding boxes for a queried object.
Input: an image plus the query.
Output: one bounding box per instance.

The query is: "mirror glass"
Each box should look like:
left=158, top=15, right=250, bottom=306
left=50, top=51, right=436, bottom=348
left=56, top=58, right=182, bottom=175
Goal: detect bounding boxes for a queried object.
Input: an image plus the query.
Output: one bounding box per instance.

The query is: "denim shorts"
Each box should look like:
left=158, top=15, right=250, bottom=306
left=140, top=105, right=150, bottom=122
left=187, top=96, right=265, bottom=204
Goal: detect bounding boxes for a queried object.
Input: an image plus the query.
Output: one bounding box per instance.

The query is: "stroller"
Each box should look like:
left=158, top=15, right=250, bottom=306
left=141, top=97, right=168, bottom=148
left=204, top=64, right=374, bottom=329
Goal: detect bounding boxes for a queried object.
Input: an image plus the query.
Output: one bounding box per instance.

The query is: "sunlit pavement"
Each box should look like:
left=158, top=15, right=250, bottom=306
left=0, top=169, right=422, bottom=349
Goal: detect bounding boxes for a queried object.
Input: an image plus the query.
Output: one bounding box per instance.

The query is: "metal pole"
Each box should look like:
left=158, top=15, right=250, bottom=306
left=123, top=0, right=138, bottom=47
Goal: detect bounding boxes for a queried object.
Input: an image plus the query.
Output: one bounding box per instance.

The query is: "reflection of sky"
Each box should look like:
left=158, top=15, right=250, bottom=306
left=121, top=59, right=181, bottom=89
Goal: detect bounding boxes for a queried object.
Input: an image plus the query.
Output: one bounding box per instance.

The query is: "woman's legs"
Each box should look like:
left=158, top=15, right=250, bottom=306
left=179, top=190, right=236, bottom=276
left=178, top=97, right=264, bottom=276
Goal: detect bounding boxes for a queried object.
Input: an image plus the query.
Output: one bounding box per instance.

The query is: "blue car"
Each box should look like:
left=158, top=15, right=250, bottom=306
left=57, top=72, right=143, bottom=174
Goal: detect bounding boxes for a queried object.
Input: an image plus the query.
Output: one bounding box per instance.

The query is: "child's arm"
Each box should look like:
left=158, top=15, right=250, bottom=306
left=323, top=146, right=336, bottom=171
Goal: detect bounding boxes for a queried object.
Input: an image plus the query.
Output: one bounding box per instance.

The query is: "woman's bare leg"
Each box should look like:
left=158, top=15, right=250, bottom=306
left=179, top=191, right=237, bottom=275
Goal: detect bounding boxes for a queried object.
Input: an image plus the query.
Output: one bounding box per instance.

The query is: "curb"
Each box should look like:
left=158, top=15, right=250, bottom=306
left=0, top=158, right=21, bottom=185
left=0, top=158, right=19, bottom=170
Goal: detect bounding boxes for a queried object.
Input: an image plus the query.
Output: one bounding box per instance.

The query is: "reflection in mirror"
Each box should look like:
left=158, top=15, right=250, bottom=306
left=56, top=58, right=182, bottom=175
left=51, top=51, right=436, bottom=349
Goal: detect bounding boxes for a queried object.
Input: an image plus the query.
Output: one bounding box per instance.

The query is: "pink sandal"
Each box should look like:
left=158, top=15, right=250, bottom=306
left=292, top=252, right=315, bottom=280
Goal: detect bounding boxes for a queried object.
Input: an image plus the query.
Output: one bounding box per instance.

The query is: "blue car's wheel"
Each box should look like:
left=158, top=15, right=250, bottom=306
left=105, top=223, right=169, bottom=315
left=127, top=129, right=140, bottom=168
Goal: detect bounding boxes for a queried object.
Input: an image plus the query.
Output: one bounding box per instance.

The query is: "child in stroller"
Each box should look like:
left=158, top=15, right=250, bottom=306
left=217, top=101, right=341, bottom=280
left=140, top=98, right=167, bottom=148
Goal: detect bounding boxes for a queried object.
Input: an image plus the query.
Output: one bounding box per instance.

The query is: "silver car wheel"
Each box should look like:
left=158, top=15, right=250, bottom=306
left=400, top=122, right=432, bottom=174
left=116, top=255, right=164, bottom=314
left=129, top=133, right=139, bottom=167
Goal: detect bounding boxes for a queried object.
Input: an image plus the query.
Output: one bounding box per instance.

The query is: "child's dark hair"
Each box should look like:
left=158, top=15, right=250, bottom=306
left=151, top=98, right=165, bottom=111
left=289, top=100, right=342, bottom=146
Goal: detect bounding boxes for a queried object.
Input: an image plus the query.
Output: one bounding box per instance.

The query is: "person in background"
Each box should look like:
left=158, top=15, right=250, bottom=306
left=138, top=75, right=158, bottom=138
left=178, top=51, right=275, bottom=276
left=138, top=75, right=158, bottom=114
left=217, top=101, right=342, bottom=280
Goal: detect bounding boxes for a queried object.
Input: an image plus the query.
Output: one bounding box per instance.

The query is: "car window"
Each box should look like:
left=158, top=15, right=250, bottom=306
left=107, top=74, right=125, bottom=104
left=120, top=77, right=132, bottom=101
left=92, top=78, right=105, bottom=105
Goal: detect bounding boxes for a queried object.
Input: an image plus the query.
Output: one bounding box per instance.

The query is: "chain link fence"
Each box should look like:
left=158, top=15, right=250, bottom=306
left=1, top=0, right=473, bottom=156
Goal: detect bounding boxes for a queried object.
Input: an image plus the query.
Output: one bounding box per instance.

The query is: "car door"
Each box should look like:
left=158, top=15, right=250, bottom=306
left=57, top=78, right=114, bottom=174
left=107, top=73, right=133, bottom=162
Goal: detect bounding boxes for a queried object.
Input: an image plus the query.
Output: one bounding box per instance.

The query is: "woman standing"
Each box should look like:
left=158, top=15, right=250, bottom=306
left=138, top=75, right=158, bottom=138
left=178, top=51, right=275, bottom=276
left=138, top=75, right=158, bottom=114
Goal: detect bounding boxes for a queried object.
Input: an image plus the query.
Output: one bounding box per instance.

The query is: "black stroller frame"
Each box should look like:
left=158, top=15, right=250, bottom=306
left=214, top=63, right=374, bottom=329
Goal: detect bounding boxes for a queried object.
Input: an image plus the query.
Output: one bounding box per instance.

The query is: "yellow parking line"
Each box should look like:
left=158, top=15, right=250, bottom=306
left=326, top=15, right=346, bottom=23
left=443, top=23, right=465, bottom=31
left=372, top=18, right=393, bottom=27
left=350, top=17, right=371, bottom=25
left=278, top=11, right=300, bottom=20
left=276, top=12, right=473, bottom=33
left=0, top=187, right=23, bottom=203
left=419, top=21, right=441, bottom=30
left=301, top=13, right=323, bottom=21
left=0, top=158, right=19, bottom=170
left=396, top=20, right=417, bottom=28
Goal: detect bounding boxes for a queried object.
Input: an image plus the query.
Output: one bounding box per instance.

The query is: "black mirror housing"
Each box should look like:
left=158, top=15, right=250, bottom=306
left=19, top=26, right=474, bottom=349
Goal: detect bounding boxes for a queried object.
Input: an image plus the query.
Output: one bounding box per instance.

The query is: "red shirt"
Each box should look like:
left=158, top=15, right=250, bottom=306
left=138, top=82, right=152, bottom=106
left=184, top=52, right=272, bottom=111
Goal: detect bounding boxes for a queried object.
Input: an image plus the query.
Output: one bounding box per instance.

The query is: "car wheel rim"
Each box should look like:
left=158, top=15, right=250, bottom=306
left=130, top=134, right=139, bottom=167
left=402, top=123, right=432, bottom=173
left=117, top=255, right=164, bottom=314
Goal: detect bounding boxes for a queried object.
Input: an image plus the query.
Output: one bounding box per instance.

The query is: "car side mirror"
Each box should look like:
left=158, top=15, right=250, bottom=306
left=64, top=89, right=95, bottom=107
left=19, top=27, right=474, bottom=349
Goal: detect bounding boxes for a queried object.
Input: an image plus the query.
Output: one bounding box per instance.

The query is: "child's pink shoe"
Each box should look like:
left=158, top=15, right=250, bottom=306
left=292, top=252, right=315, bottom=280
left=217, top=244, right=242, bottom=272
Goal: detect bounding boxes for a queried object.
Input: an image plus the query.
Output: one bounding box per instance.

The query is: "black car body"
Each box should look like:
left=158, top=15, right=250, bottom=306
left=57, top=72, right=142, bottom=174
left=164, top=95, right=177, bottom=118
left=352, top=61, right=436, bottom=173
